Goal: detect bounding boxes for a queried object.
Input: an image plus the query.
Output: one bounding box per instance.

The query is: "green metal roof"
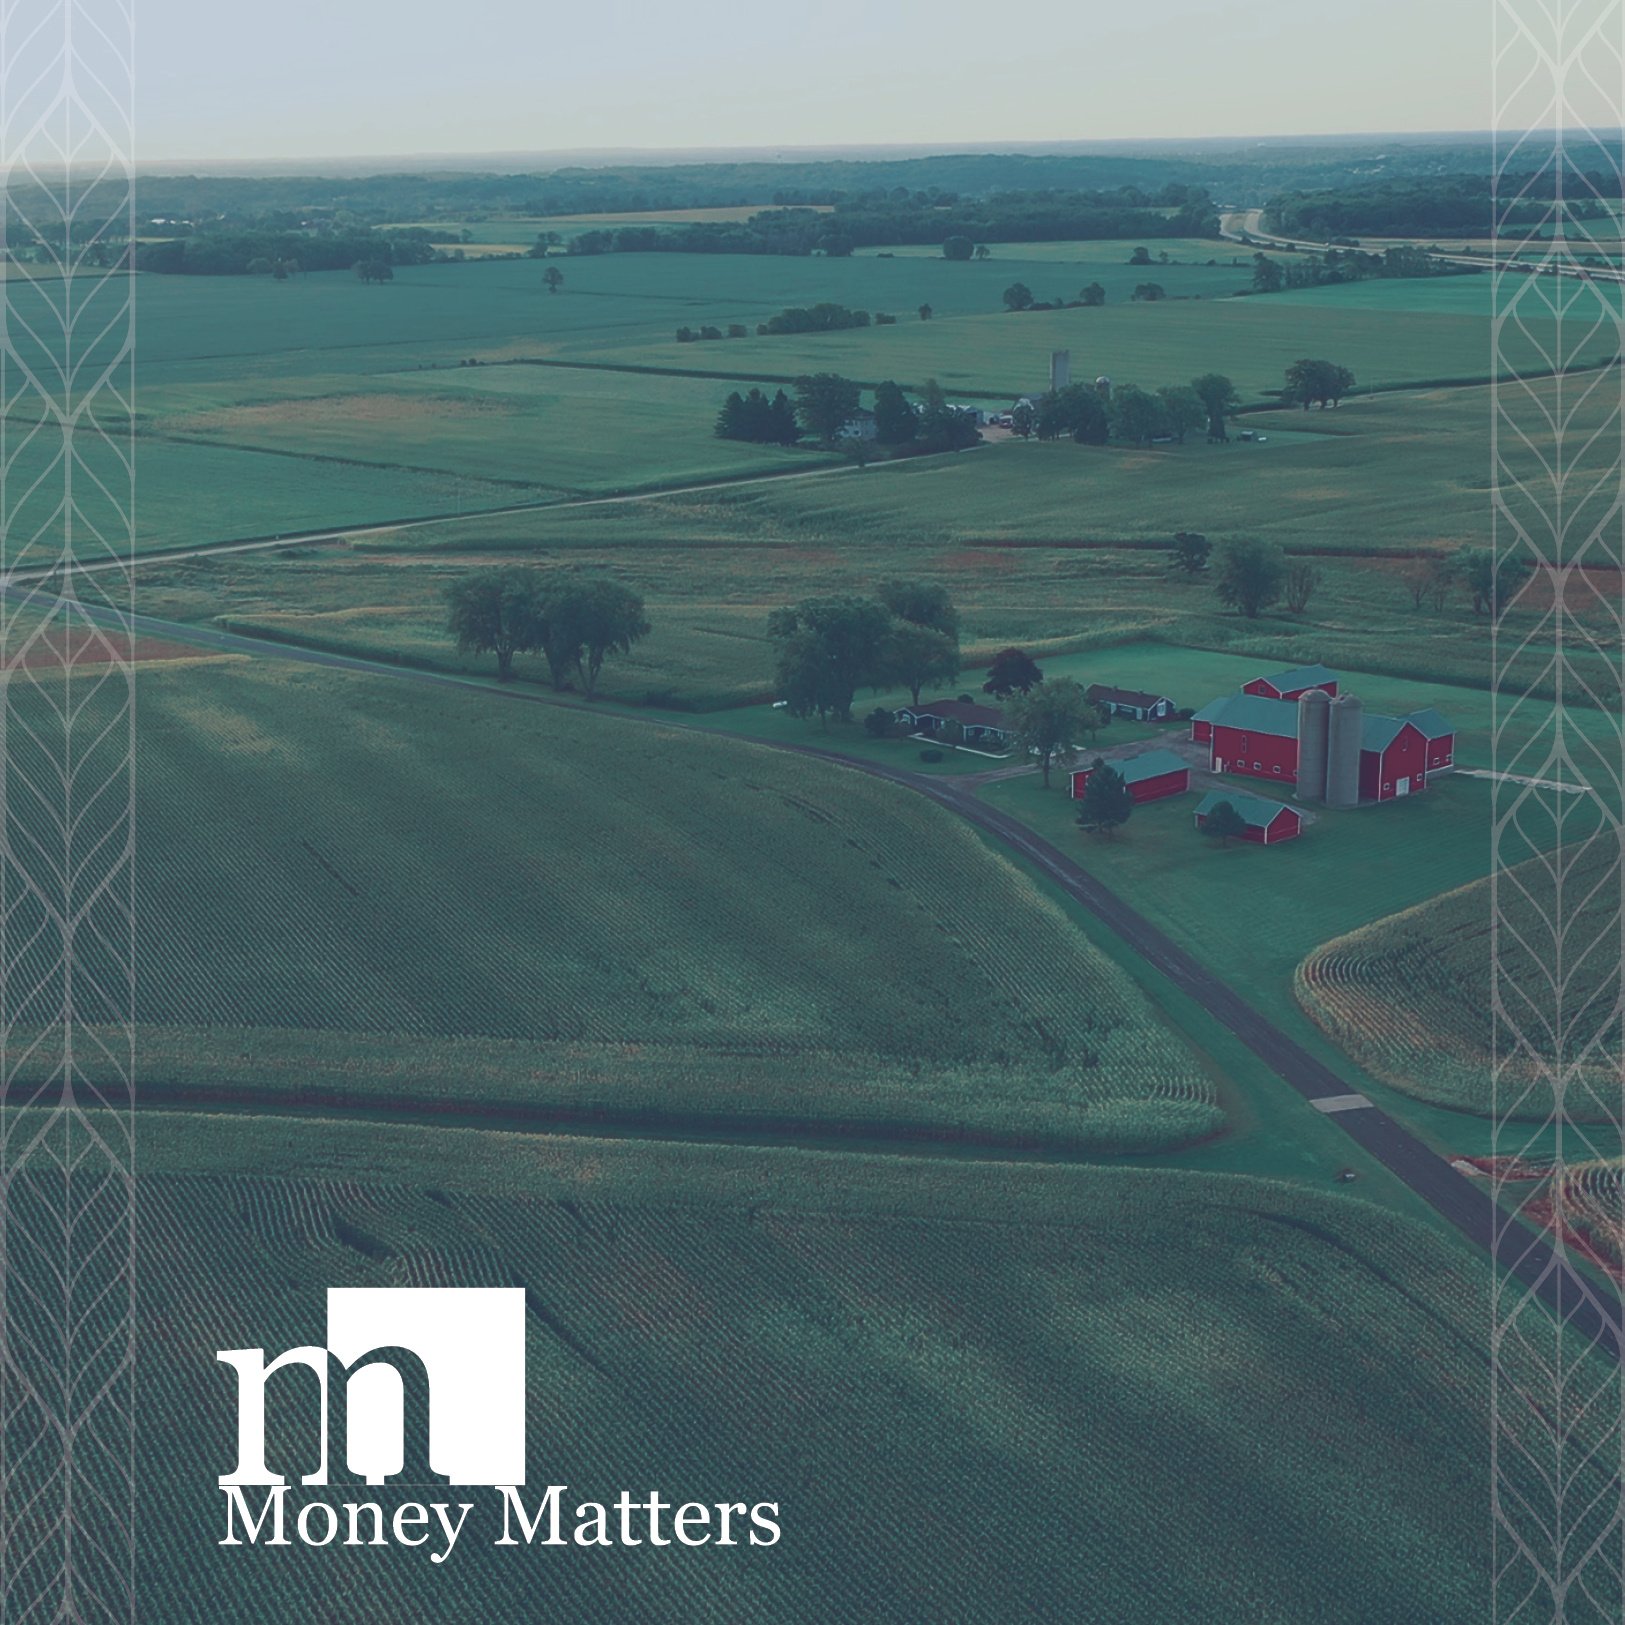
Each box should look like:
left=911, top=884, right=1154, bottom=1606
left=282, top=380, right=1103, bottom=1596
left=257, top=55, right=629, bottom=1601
left=1405, top=707, right=1455, bottom=740
left=1260, top=662, right=1337, bottom=691
left=1082, top=749, right=1189, bottom=785
left=1204, top=693, right=1300, bottom=737
left=1194, top=790, right=1297, bottom=826
left=1192, top=697, right=1229, bottom=723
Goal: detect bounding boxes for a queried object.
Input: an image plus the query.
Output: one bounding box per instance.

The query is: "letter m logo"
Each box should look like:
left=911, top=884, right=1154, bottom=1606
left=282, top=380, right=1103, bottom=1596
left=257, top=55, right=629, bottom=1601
left=218, top=1287, right=525, bottom=1487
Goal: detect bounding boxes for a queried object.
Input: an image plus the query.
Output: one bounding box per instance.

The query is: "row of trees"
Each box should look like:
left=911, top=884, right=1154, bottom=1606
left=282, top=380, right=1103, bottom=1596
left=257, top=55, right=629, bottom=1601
left=1400, top=547, right=1533, bottom=618
left=446, top=569, right=650, bottom=689
left=999, top=280, right=1151, bottom=312
left=715, top=388, right=802, bottom=445
left=1249, top=245, right=1473, bottom=295
left=138, top=229, right=438, bottom=277
left=1011, top=372, right=1241, bottom=447
left=717, top=376, right=982, bottom=454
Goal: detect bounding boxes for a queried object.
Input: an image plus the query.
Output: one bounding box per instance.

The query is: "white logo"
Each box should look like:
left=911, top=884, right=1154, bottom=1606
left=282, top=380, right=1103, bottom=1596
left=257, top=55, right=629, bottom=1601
left=218, top=1288, right=526, bottom=1488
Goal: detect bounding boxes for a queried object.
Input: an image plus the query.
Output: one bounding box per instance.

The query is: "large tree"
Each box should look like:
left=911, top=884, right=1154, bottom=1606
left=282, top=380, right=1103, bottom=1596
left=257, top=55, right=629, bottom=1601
left=1214, top=538, right=1287, bottom=618
left=1459, top=547, right=1533, bottom=616
left=1191, top=373, right=1239, bottom=442
left=1157, top=386, right=1206, bottom=443
left=885, top=622, right=960, bottom=706
left=1075, top=758, right=1135, bottom=835
left=1170, top=531, right=1211, bottom=574
left=768, top=596, right=892, bottom=722
left=1009, top=678, right=1094, bottom=788
left=942, top=235, right=974, bottom=261
left=550, top=579, right=651, bottom=695
left=1283, top=358, right=1356, bottom=410
left=445, top=566, right=546, bottom=680
left=794, top=373, right=862, bottom=445
left=1002, top=282, right=1035, bottom=312
left=877, top=579, right=959, bottom=639
left=871, top=381, right=918, bottom=446
left=1036, top=385, right=1108, bottom=445
left=1108, top=384, right=1169, bottom=447
left=983, top=646, right=1044, bottom=698
left=1079, top=282, right=1106, bottom=306
left=543, top=265, right=564, bottom=293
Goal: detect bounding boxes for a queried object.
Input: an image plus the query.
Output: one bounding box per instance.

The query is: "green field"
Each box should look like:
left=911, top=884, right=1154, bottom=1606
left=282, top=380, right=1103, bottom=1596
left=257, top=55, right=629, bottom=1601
left=1297, top=833, right=1621, bottom=1120
left=75, top=657, right=1219, bottom=1151
left=116, top=1114, right=1617, bottom=1622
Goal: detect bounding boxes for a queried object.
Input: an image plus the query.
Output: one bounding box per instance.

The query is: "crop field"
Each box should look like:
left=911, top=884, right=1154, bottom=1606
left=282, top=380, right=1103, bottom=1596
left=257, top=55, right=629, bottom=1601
left=102, top=1114, right=1619, bottom=1621
left=43, top=657, right=1218, bottom=1150
left=1296, top=832, right=1621, bottom=1120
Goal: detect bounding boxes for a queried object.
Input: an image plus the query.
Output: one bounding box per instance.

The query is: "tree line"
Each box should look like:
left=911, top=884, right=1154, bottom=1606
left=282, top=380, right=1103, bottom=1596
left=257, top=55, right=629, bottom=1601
left=136, top=228, right=439, bottom=277
left=1262, top=174, right=1612, bottom=238
left=716, top=375, right=981, bottom=454
left=1248, top=246, right=1477, bottom=294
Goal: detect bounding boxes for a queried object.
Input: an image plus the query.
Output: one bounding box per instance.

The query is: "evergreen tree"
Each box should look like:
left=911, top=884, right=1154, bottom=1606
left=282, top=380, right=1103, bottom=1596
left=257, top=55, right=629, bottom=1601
left=1075, top=758, right=1135, bottom=836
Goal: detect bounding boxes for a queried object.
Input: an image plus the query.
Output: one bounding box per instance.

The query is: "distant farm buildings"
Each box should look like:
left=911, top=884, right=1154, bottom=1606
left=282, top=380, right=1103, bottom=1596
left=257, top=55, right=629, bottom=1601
left=1193, top=791, right=1303, bottom=844
left=1070, top=749, right=1189, bottom=804
left=1086, top=683, right=1176, bottom=722
left=1191, top=665, right=1455, bottom=806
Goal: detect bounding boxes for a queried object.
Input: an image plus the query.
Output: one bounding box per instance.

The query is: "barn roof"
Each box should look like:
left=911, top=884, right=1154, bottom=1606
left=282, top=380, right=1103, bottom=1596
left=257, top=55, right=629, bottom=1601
left=902, top=698, right=1009, bottom=730
left=1194, top=790, right=1297, bottom=827
left=1192, top=697, right=1230, bottom=723
left=1359, top=713, right=1426, bottom=752
left=1086, top=683, right=1172, bottom=709
left=1258, top=662, right=1337, bottom=692
left=1404, top=706, right=1455, bottom=740
left=1204, top=693, right=1300, bottom=738
left=1080, top=749, right=1188, bottom=784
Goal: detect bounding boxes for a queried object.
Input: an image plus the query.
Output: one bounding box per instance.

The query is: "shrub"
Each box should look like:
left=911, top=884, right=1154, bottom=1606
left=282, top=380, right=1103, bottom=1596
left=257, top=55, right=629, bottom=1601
left=864, top=708, right=894, bottom=738
left=919, top=748, right=944, bottom=762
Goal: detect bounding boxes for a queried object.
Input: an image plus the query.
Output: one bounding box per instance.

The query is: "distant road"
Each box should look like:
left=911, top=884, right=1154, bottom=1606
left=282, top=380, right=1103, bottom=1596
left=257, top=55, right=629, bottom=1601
left=1220, top=208, right=1625, bottom=286
left=39, top=593, right=1624, bottom=1366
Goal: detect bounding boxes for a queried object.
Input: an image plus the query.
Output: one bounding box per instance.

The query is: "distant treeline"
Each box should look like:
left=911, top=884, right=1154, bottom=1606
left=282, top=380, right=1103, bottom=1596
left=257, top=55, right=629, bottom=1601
left=566, top=186, right=1218, bottom=258
left=134, top=228, right=439, bottom=276
left=1262, top=174, right=1614, bottom=238
left=1250, top=244, right=1480, bottom=293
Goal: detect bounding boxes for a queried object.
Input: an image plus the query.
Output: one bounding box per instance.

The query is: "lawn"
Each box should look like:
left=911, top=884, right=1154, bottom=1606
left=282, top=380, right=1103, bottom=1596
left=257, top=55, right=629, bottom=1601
left=48, top=657, right=1220, bottom=1152
left=111, top=1112, right=1617, bottom=1622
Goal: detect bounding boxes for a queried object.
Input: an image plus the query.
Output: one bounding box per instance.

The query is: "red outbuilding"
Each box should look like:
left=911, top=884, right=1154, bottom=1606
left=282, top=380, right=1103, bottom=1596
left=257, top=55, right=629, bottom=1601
left=1070, top=748, right=1190, bottom=804
left=1358, top=715, right=1429, bottom=802
left=1405, top=708, right=1458, bottom=776
left=1193, top=791, right=1303, bottom=844
left=1241, top=662, right=1340, bottom=702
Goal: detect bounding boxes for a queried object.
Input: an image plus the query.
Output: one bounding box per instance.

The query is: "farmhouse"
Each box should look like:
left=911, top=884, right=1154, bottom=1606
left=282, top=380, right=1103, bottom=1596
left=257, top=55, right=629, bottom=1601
left=1242, top=662, right=1340, bottom=701
left=1070, top=749, right=1190, bottom=804
left=1194, top=791, right=1303, bottom=844
left=1086, top=683, right=1176, bottom=721
left=895, top=698, right=1013, bottom=746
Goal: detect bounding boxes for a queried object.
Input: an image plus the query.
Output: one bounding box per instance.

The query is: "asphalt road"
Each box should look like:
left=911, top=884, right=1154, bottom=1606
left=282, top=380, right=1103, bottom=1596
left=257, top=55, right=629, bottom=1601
left=38, top=593, right=1625, bottom=1364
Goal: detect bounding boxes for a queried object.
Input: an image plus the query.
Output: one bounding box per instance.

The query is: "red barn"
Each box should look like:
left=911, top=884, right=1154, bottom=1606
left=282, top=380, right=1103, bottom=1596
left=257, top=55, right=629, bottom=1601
left=1190, top=697, right=1227, bottom=745
left=1194, top=790, right=1303, bottom=844
left=1070, top=748, right=1190, bottom=804
left=1205, top=694, right=1300, bottom=786
left=1242, top=662, right=1339, bottom=702
left=1405, top=708, right=1457, bottom=776
left=1359, top=715, right=1428, bottom=802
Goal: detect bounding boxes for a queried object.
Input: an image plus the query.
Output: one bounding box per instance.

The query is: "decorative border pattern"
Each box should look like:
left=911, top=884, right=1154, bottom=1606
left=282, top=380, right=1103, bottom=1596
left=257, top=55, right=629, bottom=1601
left=0, top=0, right=135, bottom=1618
left=1492, top=0, right=1625, bottom=1616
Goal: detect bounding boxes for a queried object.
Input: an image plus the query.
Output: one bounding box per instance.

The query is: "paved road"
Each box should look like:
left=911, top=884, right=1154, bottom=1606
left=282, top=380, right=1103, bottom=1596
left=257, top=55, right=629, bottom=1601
left=39, top=593, right=1625, bottom=1364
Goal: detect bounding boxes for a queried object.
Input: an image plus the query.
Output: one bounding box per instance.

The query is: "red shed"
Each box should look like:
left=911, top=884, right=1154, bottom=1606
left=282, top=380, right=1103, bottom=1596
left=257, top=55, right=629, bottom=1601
left=1242, top=662, right=1339, bottom=702
left=1070, top=748, right=1190, bottom=804
left=1205, top=693, right=1300, bottom=786
left=1359, top=715, right=1429, bottom=802
left=1405, top=708, right=1457, bottom=776
left=1193, top=790, right=1303, bottom=844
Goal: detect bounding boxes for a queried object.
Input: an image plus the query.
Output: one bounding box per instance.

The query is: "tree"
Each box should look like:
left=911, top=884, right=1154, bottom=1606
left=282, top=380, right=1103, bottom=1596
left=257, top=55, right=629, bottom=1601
left=983, top=646, right=1043, bottom=698
left=943, top=235, right=974, bottom=261
left=1459, top=547, right=1533, bottom=616
left=915, top=378, right=980, bottom=452
left=884, top=622, right=959, bottom=706
left=1131, top=282, right=1166, bottom=302
left=1009, top=678, right=1093, bottom=788
left=918, top=303, right=933, bottom=320
left=768, top=596, right=892, bottom=723
left=1009, top=400, right=1036, bottom=438
left=543, top=265, right=564, bottom=294
left=1201, top=800, right=1249, bottom=844
left=1034, top=384, right=1108, bottom=445
left=1214, top=538, right=1287, bottom=618
left=1079, top=281, right=1106, bottom=306
left=1157, top=386, right=1206, bottom=443
left=1128, top=246, right=1153, bottom=265
left=863, top=708, right=893, bottom=738
left=354, top=259, right=393, bottom=284
left=974, top=244, right=991, bottom=260
left=872, top=381, right=918, bottom=446
left=1107, top=384, right=1168, bottom=447
left=445, top=567, right=546, bottom=680
left=549, top=579, right=651, bottom=695
left=1283, top=560, right=1320, bottom=614
left=877, top=579, right=959, bottom=640
left=1251, top=254, right=1284, bottom=293
left=1283, top=358, right=1355, bottom=410
left=1192, top=373, right=1239, bottom=443
left=1002, top=282, right=1035, bottom=312
left=1075, top=758, right=1135, bottom=835
left=794, top=373, right=862, bottom=445
left=1170, top=532, right=1211, bottom=574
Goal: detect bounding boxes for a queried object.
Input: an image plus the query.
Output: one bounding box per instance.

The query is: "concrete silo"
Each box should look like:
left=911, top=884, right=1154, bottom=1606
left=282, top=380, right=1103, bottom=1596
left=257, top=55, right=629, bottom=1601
left=1295, top=688, right=1330, bottom=801
left=1325, top=693, right=1364, bottom=808
left=1050, top=350, right=1071, bottom=392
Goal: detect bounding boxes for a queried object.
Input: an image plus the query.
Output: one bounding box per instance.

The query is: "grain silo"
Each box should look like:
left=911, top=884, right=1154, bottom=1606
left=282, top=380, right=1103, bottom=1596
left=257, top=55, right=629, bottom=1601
left=1325, top=693, right=1364, bottom=808
left=1050, top=350, right=1071, bottom=393
left=1295, top=688, right=1330, bottom=801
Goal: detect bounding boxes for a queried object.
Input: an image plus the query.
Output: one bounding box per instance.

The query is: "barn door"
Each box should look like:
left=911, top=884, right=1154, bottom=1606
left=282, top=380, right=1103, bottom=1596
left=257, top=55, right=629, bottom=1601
left=1395, top=777, right=1410, bottom=797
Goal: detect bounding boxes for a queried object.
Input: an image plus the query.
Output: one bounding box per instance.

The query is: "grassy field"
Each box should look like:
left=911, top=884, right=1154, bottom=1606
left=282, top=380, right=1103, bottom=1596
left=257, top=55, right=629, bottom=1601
left=63, top=657, right=1218, bottom=1151
left=1297, top=831, right=1621, bottom=1120
left=110, top=1113, right=1617, bottom=1622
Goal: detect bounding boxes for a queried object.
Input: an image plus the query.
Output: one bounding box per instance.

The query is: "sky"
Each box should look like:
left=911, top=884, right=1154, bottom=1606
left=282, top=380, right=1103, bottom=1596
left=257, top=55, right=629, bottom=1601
left=138, top=0, right=1499, bottom=164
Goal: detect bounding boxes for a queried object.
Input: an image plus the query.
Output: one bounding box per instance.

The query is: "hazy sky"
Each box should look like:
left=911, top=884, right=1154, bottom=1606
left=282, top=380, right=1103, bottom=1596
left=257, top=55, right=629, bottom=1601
left=141, top=0, right=1494, bottom=163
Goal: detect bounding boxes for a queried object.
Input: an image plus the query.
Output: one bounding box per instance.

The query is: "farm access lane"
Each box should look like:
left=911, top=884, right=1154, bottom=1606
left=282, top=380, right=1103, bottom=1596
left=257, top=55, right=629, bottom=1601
left=46, top=591, right=1623, bottom=1366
